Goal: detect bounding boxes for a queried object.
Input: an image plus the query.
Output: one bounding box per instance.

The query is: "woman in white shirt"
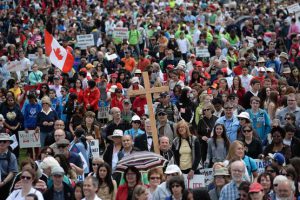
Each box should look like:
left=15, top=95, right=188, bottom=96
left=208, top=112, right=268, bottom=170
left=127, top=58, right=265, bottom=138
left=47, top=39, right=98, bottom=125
left=6, top=169, right=44, bottom=200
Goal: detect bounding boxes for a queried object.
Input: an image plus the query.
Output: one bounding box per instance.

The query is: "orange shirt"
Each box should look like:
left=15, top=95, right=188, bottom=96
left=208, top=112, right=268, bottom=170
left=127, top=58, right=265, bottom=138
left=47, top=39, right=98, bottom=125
left=122, top=57, right=136, bottom=73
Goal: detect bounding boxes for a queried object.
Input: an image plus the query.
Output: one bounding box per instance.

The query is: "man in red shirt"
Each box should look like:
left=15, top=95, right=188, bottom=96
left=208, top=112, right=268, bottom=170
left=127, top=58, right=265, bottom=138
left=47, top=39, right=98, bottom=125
left=137, top=52, right=151, bottom=72
left=121, top=51, right=136, bottom=73
left=233, top=57, right=247, bottom=76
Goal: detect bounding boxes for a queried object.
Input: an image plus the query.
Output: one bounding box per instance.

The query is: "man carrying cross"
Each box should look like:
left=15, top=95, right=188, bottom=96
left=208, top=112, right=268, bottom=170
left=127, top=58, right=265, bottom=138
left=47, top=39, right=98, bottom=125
left=127, top=72, right=169, bottom=154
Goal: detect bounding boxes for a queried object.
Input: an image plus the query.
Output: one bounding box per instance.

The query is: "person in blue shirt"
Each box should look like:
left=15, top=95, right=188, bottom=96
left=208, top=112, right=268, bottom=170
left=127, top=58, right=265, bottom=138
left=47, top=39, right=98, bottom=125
left=22, top=93, right=42, bottom=131
left=215, top=102, right=240, bottom=142
left=49, top=89, right=61, bottom=118
left=124, top=115, right=145, bottom=141
left=246, top=96, right=271, bottom=142
left=58, top=86, right=69, bottom=123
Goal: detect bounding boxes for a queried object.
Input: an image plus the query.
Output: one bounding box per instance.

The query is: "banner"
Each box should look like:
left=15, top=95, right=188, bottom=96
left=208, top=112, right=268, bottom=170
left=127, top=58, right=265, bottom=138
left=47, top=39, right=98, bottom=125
left=10, top=134, right=18, bottom=150
left=255, top=159, right=271, bottom=174
left=113, top=27, right=129, bottom=40
left=90, top=139, right=100, bottom=157
left=246, top=36, right=257, bottom=47
left=76, top=34, right=94, bottom=49
left=18, top=130, right=41, bottom=148
left=183, top=174, right=206, bottom=189
left=195, top=47, right=210, bottom=57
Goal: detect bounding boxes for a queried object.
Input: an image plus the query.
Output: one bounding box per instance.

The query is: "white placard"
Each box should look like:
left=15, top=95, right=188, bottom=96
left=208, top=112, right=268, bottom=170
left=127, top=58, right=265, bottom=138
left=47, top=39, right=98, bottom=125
left=90, top=139, right=99, bottom=158
left=76, top=34, right=94, bottom=49
left=246, top=36, right=257, bottom=47
left=287, top=3, right=300, bottom=13
left=195, top=47, right=210, bottom=57
left=106, top=53, right=118, bottom=61
left=7, top=60, right=24, bottom=72
left=199, top=168, right=214, bottom=186
left=10, top=134, right=18, bottom=150
left=18, top=130, right=41, bottom=148
left=255, top=159, right=271, bottom=174
left=113, top=27, right=129, bottom=40
left=183, top=174, right=206, bottom=189
left=98, top=106, right=110, bottom=119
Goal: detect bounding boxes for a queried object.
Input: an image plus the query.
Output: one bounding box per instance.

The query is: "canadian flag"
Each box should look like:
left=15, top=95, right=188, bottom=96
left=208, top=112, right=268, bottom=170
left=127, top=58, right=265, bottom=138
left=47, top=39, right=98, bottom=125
left=44, top=30, right=74, bottom=73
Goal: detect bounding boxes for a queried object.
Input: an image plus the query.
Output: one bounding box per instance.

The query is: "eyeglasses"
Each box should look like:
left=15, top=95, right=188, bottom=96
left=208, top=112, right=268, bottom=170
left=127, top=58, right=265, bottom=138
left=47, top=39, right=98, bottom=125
left=21, top=175, right=32, bottom=180
left=285, top=117, right=291, bottom=120
left=158, top=113, right=167, bottom=116
left=243, top=129, right=252, bottom=132
left=171, top=184, right=181, bottom=188
left=150, top=176, right=161, bottom=180
left=203, top=109, right=210, bottom=112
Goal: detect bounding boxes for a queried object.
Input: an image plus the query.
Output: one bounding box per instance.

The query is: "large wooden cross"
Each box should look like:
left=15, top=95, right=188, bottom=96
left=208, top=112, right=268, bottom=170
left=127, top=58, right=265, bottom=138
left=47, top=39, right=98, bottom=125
left=127, top=72, right=169, bottom=154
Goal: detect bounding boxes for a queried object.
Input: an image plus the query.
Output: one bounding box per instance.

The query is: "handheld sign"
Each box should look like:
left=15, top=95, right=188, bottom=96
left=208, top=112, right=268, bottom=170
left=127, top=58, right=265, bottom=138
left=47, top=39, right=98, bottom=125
left=18, top=130, right=41, bottom=148
left=195, top=47, right=210, bottom=58
left=76, top=34, right=95, bottom=49
left=90, top=139, right=100, bottom=157
left=183, top=174, right=206, bottom=189
left=113, top=27, right=129, bottom=40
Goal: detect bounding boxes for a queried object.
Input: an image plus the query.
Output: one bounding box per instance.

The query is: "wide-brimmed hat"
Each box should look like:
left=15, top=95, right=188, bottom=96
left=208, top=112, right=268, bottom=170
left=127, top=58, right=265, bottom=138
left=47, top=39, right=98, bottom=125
left=0, top=133, right=13, bottom=143
left=257, top=57, right=265, bottom=63
left=165, top=164, right=182, bottom=175
left=214, top=167, right=230, bottom=176
left=108, top=129, right=124, bottom=140
left=279, top=52, right=289, bottom=60
left=282, top=67, right=291, bottom=74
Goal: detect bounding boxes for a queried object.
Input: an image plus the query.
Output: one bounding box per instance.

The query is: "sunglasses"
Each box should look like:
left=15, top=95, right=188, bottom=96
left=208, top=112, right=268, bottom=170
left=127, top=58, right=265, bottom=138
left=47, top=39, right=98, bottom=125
left=171, top=184, right=181, bottom=188
left=21, top=175, right=32, bottom=180
left=203, top=109, right=210, bottom=112
left=285, top=117, right=291, bottom=120
left=132, top=120, right=141, bottom=124
left=42, top=87, right=47, bottom=89
left=92, top=163, right=100, bottom=166
left=158, top=113, right=166, bottom=116
left=0, top=140, right=8, bottom=144
left=243, top=129, right=252, bottom=132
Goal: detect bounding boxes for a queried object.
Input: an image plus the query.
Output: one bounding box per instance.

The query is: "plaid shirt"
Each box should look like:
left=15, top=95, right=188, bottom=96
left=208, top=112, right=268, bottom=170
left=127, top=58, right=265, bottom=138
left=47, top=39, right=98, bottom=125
left=219, top=181, right=239, bottom=200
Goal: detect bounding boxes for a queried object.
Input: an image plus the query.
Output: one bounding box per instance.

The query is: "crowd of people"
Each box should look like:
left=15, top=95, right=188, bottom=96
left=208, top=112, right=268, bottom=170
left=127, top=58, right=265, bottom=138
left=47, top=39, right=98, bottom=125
left=1, top=0, right=300, bottom=200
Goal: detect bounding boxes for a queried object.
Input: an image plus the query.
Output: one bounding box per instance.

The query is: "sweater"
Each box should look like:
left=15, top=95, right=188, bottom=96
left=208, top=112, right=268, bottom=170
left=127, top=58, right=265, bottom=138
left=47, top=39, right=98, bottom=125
left=22, top=103, right=42, bottom=129
left=206, top=138, right=228, bottom=163
left=36, top=110, right=58, bottom=133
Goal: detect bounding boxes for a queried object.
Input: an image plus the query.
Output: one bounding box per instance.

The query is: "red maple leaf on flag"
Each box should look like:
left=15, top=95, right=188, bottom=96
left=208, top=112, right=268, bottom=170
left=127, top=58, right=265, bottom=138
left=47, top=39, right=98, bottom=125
left=53, top=48, right=63, bottom=60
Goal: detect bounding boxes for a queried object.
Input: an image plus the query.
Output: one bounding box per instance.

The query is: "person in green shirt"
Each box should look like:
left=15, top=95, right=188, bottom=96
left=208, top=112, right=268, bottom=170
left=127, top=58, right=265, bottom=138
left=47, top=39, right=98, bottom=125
left=128, top=24, right=141, bottom=57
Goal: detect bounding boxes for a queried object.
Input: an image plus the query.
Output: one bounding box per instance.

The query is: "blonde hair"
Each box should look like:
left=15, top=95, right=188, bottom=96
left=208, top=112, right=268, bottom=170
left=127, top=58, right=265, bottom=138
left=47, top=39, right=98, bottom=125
left=132, top=185, right=147, bottom=200
left=176, top=120, right=191, bottom=137
left=226, top=140, right=244, bottom=160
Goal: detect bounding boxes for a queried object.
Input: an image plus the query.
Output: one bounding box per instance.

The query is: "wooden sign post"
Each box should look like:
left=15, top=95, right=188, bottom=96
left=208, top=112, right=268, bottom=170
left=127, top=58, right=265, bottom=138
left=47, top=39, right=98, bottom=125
left=127, top=72, right=169, bottom=154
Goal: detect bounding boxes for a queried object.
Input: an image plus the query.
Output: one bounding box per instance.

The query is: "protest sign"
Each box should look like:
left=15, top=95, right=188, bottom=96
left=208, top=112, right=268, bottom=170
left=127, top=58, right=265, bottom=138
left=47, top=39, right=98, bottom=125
left=246, top=36, right=257, bottom=47
left=255, top=159, right=271, bottom=174
left=18, top=130, right=41, bottom=148
left=90, top=139, right=100, bottom=158
left=183, top=174, right=206, bottom=189
left=113, top=27, right=129, bottom=40
left=7, top=60, right=24, bottom=72
left=199, top=168, right=214, bottom=186
left=195, top=47, right=210, bottom=57
left=76, top=34, right=94, bottom=49
left=286, top=3, right=300, bottom=14
left=10, top=134, right=18, bottom=150
left=98, top=106, right=110, bottom=119
left=106, top=53, right=118, bottom=61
